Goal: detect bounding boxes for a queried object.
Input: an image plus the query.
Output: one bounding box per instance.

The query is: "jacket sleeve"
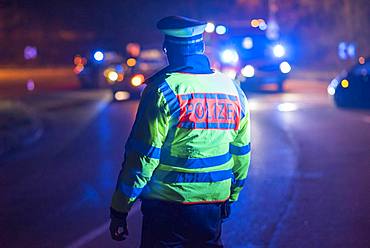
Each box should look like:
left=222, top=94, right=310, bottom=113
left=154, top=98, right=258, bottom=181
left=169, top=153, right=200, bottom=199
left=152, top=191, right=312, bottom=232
left=111, top=84, right=170, bottom=213
left=229, top=96, right=251, bottom=202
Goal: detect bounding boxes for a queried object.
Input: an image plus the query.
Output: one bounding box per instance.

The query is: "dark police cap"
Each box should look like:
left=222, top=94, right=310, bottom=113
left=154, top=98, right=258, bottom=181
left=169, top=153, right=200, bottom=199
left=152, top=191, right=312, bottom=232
left=157, top=16, right=207, bottom=38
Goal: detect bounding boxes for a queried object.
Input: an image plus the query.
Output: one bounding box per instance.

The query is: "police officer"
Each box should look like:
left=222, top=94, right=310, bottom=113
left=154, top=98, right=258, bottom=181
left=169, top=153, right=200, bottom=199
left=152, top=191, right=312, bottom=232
left=110, top=16, right=251, bottom=247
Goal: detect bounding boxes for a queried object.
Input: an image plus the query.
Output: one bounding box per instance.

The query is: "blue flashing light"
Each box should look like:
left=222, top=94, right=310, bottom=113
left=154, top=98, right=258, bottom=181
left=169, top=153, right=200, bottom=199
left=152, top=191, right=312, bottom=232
left=347, top=44, right=356, bottom=58
left=94, top=51, right=104, bottom=61
left=220, top=49, right=239, bottom=65
left=259, top=22, right=267, bottom=31
left=242, top=37, right=253, bottom=49
left=241, top=65, right=255, bottom=77
left=205, top=22, right=216, bottom=33
left=273, top=44, right=285, bottom=58
left=279, top=61, right=291, bottom=74
left=215, top=25, right=227, bottom=35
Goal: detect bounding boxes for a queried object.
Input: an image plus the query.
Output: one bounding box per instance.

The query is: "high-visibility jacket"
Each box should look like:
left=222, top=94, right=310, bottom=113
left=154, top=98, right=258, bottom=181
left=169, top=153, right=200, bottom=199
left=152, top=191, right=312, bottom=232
left=111, top=70, right=251, bottom=213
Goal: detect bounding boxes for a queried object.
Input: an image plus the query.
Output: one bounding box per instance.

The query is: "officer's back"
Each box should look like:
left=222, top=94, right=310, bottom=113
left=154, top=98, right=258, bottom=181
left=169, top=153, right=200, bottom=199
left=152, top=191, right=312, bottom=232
left=110, top=16, right=251, bottom=248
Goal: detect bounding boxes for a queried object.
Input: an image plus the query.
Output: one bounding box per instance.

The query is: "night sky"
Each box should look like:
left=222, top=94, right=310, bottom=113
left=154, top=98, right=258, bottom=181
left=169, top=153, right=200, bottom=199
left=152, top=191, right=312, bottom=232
left=18, top=0, right=254, bottom=47
left=3, top=0, right=369, bottom=65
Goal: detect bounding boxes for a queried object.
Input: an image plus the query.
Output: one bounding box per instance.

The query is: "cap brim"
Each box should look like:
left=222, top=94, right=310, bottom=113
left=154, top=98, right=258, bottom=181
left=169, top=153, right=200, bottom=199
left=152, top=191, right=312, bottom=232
left=161, top=24, right=206, bottom=38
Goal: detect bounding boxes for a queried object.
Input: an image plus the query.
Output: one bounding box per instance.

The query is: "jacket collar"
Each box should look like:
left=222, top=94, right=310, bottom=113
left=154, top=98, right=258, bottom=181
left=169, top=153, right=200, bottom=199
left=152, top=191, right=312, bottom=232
left=166, top=54, right=213, bottom=74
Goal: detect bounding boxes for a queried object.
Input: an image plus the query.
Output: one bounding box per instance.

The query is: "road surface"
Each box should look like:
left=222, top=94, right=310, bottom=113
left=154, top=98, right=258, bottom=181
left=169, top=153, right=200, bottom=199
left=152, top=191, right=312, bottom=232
left=0, top=72, right=369, bottom=248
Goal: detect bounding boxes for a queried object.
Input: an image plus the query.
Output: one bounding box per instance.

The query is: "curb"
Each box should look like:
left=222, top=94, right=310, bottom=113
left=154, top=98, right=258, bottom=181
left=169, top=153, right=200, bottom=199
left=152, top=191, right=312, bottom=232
left=0, top=101, right=43, bottom=158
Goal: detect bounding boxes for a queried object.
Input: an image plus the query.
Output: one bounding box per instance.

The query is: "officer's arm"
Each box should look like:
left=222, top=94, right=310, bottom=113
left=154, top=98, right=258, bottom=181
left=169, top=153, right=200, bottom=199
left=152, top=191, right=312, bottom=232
left=229, top=98, right=251, bottom=202
left=111, top=85, right=170, bottom=213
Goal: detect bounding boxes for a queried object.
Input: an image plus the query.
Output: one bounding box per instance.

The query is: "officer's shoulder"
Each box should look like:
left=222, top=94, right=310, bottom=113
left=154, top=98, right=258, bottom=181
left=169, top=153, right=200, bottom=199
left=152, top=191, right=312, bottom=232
left=215, top=70, right=247, bottom=99
left=145, top=67, right=171, bottom=87
left=142, top=68, right=171, bottom=100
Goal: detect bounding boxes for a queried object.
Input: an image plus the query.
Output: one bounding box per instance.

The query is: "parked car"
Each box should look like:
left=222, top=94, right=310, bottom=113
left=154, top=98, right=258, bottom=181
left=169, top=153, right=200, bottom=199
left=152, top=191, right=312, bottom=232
left=327, top=57, right=370, bottom=108
left=73, top=48, right=166, bottom=101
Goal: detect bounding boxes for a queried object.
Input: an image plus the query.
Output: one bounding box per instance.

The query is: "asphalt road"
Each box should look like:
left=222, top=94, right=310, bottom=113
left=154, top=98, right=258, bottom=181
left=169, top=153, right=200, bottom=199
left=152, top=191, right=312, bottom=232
left=0, top=75, right=369, bottom=248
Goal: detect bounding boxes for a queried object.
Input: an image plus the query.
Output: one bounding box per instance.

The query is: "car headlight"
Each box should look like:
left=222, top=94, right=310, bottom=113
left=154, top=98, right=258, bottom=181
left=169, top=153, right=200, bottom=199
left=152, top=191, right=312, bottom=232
left=327, top=85, right=335, bottom=95
left=327, top=78, right=340, bottom=95
left=273, top=44, right=285, bottom=58
left=279, top=61, right=291, bottom=74
left=114, top=91, right=130, bottom=101
left=107, top=71, right=119, bottom=81
left=241, top=65, right=255, bottom=77
left=131, top=74, right=145, bottom=87
left=330, top=79, right=339, bottom=88
left=220, top=49, right=239, bottom=65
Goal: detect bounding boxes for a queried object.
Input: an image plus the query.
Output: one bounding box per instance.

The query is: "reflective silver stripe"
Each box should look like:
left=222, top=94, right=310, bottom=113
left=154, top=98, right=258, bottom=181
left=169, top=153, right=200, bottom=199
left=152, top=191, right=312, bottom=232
left=166, top=37, right=203, bottom=45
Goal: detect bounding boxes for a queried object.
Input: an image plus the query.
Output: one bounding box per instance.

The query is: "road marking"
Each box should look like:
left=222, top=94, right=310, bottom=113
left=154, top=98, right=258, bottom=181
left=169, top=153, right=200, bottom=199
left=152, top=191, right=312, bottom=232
left=65, top=204, right=140, bottom=248
left=65, top=221, right=110, bottom=248
left=277, top=102, right=299, bottom=112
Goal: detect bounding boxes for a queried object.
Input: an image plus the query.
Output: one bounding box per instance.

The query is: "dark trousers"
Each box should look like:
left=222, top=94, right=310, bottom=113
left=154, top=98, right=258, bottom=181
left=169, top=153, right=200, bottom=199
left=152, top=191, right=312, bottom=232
left=140, top=199, right=224, bottom=248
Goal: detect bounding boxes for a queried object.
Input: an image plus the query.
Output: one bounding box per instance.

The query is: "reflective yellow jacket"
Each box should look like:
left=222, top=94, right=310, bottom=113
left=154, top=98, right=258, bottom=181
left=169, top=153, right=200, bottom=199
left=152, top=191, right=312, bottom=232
left=112, top=70, right=251, bottom=213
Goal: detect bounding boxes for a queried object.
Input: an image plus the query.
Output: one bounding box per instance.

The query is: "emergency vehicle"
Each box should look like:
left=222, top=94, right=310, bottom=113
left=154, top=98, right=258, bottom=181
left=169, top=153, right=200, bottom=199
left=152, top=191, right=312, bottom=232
left=73, top=47, right=166, bottom=100
left=205, top=21, right=292, bottom=92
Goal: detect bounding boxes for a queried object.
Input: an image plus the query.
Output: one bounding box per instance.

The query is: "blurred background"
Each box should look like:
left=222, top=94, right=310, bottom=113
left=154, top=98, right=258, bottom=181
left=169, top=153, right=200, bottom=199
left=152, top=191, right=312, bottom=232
left=1, top=0, right=369, bottom=66
left=0, top=0, right=369, bottom=247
